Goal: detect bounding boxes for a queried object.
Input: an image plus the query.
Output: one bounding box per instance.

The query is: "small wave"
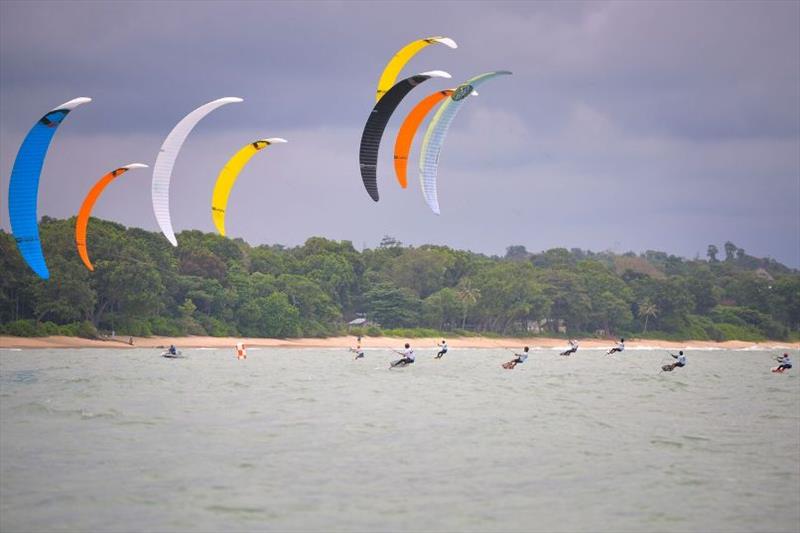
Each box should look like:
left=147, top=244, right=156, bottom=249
left=682, top=434, right=711, bottom=442
left=291, top=397, right=317, bottom=403
left=593, top=420, right=614, bottom=429
left=79, top=409, right=120, bottom=420
left=8, top=370, right=39, bottom=384
left=762, top=413, right=792, bottom=420
left=683, top=346, right=726, bottom=351
left=15, top=401, right=120, bottom=420
left=63, top=377, right=93, bottom=384
left=205, top=504, right=267, bottom=515
left=677, top=478, right=707, bottom=487
left=651, top=438, right=683, bottom=448
left=114, top=419, right=158, bottom=427
left=15, top=401, right=52, bottom=415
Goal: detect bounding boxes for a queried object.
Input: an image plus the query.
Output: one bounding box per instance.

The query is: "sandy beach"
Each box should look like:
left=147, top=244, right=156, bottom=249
left=1, top=334, right=796, bottom=351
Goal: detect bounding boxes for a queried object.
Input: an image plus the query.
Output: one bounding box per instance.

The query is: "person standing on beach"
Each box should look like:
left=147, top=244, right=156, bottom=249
left=391, top=343, right=416, bottom=367
left=606, top=338, right=625, bottom=355
left=560, top=339, right=579, bottom=356
left=503, top=347, right=529, bottom=369
left=435, top=339, right=448, bottom=359
left=662, top=350, right=686, bottom=371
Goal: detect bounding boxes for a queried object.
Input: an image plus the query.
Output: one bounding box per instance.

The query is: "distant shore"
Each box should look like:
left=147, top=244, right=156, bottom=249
left=1, top=335, right=797, bottom=351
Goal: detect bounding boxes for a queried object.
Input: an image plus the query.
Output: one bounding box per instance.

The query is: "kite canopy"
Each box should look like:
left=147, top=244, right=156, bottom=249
left=8, top=97, right=92, bottom=279
left=393, top=89, right=453, bottom=189
left=211, top=138, right=287, bottom=237
left=419, top=71, right=512, bottom=215
left=75, top=164, right=148, bottom=271
left=360, top=71, right=451, bottom=202
left=152, top=97, right=243, bottom=246
left=375, top=37, right=457, bottom=101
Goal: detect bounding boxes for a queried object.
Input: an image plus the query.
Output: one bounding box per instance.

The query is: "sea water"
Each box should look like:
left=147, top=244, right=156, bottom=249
left=1, top=348, right=798, bottom=532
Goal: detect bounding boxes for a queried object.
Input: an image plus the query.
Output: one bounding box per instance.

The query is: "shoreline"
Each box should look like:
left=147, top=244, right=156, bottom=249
left=1, top=335, right=797, bottom=351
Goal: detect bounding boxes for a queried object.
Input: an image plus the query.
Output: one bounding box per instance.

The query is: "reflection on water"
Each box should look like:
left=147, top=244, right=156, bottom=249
left=1, top=348, right=798, bottom=532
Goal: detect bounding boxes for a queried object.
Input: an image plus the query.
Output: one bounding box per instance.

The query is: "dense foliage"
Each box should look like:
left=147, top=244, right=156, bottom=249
left=1, top=218, right=798, bottom=341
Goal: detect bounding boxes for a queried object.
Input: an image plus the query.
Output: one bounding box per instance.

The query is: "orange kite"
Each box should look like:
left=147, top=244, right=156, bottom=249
left=75, top=164, right=148, bottom=271
left=393, top=89, right=453, bottom=189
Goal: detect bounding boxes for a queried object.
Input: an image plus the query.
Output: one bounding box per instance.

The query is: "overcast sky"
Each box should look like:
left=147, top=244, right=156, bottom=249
left=1, top=0, right=798, bottom=266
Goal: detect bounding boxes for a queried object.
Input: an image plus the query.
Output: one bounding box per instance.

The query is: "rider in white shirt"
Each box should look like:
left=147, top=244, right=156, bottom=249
left=775, top=353, right=792, bottom=372
left=503, top=347, right=529, bottom=369
left=351, top=344, right=365, bottom=359
left=560, top=339, right=579, bottom=356
left=435, top=340, right=449, bottom=359
left=606, top=338, right=625, bottom=355
left=662, top=350, right=687, bottom=372
left=391, top=343, right=416, bottom=367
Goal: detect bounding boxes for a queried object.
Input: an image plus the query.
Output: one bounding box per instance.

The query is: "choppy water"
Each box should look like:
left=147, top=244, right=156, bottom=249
left=1, top=347, right=798, bottom=532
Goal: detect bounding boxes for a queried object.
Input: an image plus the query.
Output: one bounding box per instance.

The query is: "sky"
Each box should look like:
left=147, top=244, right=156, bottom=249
left=1, top=0, right=798, bottom=266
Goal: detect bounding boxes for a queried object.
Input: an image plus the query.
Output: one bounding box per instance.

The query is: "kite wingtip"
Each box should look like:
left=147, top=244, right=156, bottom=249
left=420, top=70, right=451, bottom=79
left=53, top=97, right=92, bottom=112
left=434, top=37, right=458, bottom=49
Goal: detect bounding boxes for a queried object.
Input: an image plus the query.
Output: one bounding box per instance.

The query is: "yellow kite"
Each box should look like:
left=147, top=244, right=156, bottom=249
left=375, top=36, right=457, bottom=101
left=211, top=139, right=287, bottom=237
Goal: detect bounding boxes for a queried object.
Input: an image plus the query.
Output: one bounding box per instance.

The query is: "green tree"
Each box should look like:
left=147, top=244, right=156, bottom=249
left=596, top=291, right=633, bottom=335
left=472, top=262, right=550, bottom=333
left=724, top=241, right=738, bottom=262
left=364, top=283, right=421, bottom=328
left=638, top=300, right=658, bottom=333
left=423, top=288, right=462, bottom=330
left=505, top=245, right=529, bottom=261
left=456, top=278, right=481, bottom=329
left=388, top=248, right=455, bottom=298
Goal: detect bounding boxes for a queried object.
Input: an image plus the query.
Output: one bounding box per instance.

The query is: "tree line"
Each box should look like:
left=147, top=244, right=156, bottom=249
left=1, top=217, right=798, bottom=341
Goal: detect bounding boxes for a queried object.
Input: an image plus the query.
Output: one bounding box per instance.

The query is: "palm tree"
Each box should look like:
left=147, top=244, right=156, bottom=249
left=456, top=279, right=480, bottom=330
left=638, top=300, right=659, bottom=333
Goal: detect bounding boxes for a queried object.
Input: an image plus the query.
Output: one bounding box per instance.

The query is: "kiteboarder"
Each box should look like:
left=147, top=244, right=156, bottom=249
left=606, top=338, right=625, bottom=355
left=391, top=343, right=416, bottom=367
left=662, top=351, right=686, bottom=372
left=168, top=345, right=177, bottom=356
left=350, top=343, right=365, bottom=360
left=560, top=339, right=579, bottom=356
left=435, top=339, right=448, bottom=359
left=773, top=353, right=793, bottom=373
left=503, top=347, right=529, bottom=369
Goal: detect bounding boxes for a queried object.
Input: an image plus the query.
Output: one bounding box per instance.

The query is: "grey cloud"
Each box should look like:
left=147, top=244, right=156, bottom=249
left=1, top=0, right=798, bottom=266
